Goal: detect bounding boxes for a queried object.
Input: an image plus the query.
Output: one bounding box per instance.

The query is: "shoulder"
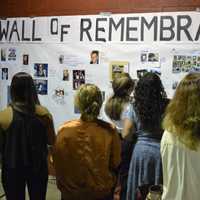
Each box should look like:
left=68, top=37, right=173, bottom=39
left=35, top=105, right=52, bottom=119
left=58, top=119, right=81, bottom=133
left=0, top=107, right=13, bottom=130
left=96, top=119, right=117, bottom=134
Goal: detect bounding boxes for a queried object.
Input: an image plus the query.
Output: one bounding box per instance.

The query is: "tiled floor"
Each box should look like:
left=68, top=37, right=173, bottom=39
left=0, top=176, right=61, bottom=200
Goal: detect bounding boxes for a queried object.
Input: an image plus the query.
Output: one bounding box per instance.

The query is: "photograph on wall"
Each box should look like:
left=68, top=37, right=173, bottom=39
left=172, top=55, right=200, bottom=73
left=1, top=48, right=6, bottom=61
left=7, top=85, right=11, bottom=105
left=90, top=50, right=99, bottom=64
left=2, top=68, right=8, bottom=80
left=109, top=61, right=129, bottom=81
left=52, top=87, right=66, bottom=105
left=34, top=79, right=48, bottom=95
left=73, top=70, right=85, bottom=90
left=140, top=51, right=160, bottom=68
left=23, top=54, right=29, bottom=65
left=8, top=48, right=17, bottom=61
left=63, top=69, right=69, bottom=81
left=34, top=63, right=48, bottom=77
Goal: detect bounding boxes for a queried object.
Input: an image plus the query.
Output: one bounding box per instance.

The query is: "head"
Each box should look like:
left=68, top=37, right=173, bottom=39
left=163, top=73, right=200, bottom=150
left=105, top=73, right=135, bottom=120
left=134, top=72, right=166, bottom=132
left=11, top=72, right=40, bottom=112
left=90, top=51, right=99, bottom=64
left=75, top=84, right=103, bottom=121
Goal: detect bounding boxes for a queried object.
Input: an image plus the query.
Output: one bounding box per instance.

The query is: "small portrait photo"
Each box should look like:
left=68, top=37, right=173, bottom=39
left=7, top=85, right=11, bottom=105
left=59, top=55, right=64, bottom=64
left=2, top=68, right=8, bottom=80
left=148, top=53, right=159, bottom=62
left=137, top=69, right=148, bottom=79
left=73, top=70, right=85, bottom=90
left=141, top=53, right=147, bottom=62
left=90, top=50, right=99, bottom=64
left=1, top=48, right=6, bottom=61
left=34, top=63, right=48, bottom=77
left=55, top=88, right=64, bottom=98
left=34, top=79, right=48, bottom=95
left=23, top=54, right=29, bottom=65
left=8, top=48, right=16, bottom=61
left=63, top=69, right=69, bottom=81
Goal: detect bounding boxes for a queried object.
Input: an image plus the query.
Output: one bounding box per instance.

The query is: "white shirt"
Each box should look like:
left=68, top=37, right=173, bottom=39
left=161, top=131, right=200, bottom=200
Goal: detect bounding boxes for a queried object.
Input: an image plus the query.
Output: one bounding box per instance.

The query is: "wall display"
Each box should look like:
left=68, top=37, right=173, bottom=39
left=1, top=12, right=200, bottom=130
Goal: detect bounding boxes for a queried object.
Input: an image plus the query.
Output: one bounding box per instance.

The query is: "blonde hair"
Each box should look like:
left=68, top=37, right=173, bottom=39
left=163, top=73, right=200, bottom=150
left=75, top=84, right=103, bottom=121
left=105, top=73, right=135, bottom=120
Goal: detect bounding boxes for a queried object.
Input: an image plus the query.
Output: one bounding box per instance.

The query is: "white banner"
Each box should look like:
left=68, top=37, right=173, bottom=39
left=0, top=12, right=200, bottom=130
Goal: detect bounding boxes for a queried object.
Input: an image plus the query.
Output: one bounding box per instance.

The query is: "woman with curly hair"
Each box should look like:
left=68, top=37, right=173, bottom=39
left=126, top=72, right=169, bottom=200
left=161, top=73, right=200, bottom=200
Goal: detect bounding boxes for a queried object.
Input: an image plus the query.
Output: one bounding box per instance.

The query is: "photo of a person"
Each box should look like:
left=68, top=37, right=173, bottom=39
left=23, top=54, right=29, bottom=65
left=73, top=70, right=85, bottom=90
left=34, top=79, right=48, bottom=95
left=2, top=68, right=8, bottom=80
left=141, top=53, right=147, bottom=62
left=34, top=64, right=48, bottom=77
left=1, top=48, right=6, bottom=61
left=90, top=50, right=99, bottom=64
left=148, top=53, right=159, bottom=62
left=63, top=69, right=69, bottom=81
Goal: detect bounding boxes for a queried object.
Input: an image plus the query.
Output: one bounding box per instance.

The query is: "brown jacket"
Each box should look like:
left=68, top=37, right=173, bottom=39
left=53, top=119, right=121, bottom=200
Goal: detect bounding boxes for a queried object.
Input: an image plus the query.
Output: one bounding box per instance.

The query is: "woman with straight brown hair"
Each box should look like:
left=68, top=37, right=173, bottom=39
left=161, top=73, right=200, bottom=200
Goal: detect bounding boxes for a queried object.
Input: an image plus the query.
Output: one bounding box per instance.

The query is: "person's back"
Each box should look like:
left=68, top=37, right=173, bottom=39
left=161, top=131, right=200, bottom=200
left=53, top=84, right=121, bottom=200
left=54, top=119, right=120, bottom=200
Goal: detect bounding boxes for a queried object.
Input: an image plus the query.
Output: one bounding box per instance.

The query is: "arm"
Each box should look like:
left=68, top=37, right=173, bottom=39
left=122, top=118, right=135, bottom=141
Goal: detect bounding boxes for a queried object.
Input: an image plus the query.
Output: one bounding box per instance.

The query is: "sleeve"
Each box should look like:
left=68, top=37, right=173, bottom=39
left=110, top=129, right=121, bottom=173
left=121, top=103, right=136, bottom=123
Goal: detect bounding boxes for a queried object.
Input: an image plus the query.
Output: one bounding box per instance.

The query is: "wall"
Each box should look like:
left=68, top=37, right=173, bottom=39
left=1, top=0, right=200, bottom=17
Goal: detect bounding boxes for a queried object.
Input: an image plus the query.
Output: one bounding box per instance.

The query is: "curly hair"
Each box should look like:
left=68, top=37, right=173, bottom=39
left=134, top=72, right=167, bottom=133
left=105, top=73, right=135, bottom=120
left=163, top=73, right=200, bottom=150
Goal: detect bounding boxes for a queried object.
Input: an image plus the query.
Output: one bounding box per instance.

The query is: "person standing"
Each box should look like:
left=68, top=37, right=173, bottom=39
left=0, top=72, right=55, bottom=200
left=53, top=84, right=121, bottom=200
left=161, top=73, right=200, bottom=200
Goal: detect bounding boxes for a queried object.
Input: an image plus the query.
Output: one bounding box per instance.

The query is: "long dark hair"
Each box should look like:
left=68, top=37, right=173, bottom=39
left=134, top=72, right=167, bottom=133
left=11, top=72, right=40, bottom=113
left=105, top=73, right=135, bottom=120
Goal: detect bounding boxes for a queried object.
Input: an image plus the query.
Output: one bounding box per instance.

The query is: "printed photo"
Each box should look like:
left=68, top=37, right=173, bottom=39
left=90, top=50, right=99, bottom=64
left=73, top=70, right=85, bottom=90
left=109, top=61, right=129, bottom=81
left=34, top=64, right=48, bottom=77
left=63, top=69, right=69, bottom=81
left=2, top=68, right=8, bottom=80
left=23, top=54, right=29, bottom=65
left=141, top=53, right=147, bottom=62
left=1, top=48, right=6, bottom=61
left=59, top=55, right=64, bottom=64
left=7, top=85, right=11, bottom=105
left=8, top=48, right=16, bottom=61
left=34, top=79, right=48, bottom=95
left=148, top=53, right=159, bottom=62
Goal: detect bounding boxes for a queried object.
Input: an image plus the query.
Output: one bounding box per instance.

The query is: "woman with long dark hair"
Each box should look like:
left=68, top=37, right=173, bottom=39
left=126, top=72, right=168, bottom=200
left=0, top=72, right=55, bottom=200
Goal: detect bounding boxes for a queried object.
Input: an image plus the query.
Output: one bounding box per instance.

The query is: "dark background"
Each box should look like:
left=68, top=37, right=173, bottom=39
left=1, top=0, right=200, bottom=17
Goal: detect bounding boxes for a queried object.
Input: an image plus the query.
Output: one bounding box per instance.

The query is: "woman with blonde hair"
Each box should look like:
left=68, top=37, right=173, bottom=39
left=161, top=73, right=200, bottom=200
left=103, top=73, right=136, bottom=200
left=53, top=84, right=121, bottom=200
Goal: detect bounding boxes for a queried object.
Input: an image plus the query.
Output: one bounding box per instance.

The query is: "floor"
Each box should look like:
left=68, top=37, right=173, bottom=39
left=0, top=175, right=61, bottom=200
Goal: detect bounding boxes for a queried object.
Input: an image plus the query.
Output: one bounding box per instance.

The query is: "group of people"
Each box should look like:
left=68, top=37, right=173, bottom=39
left=0, top=71, right=200, bottom=200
